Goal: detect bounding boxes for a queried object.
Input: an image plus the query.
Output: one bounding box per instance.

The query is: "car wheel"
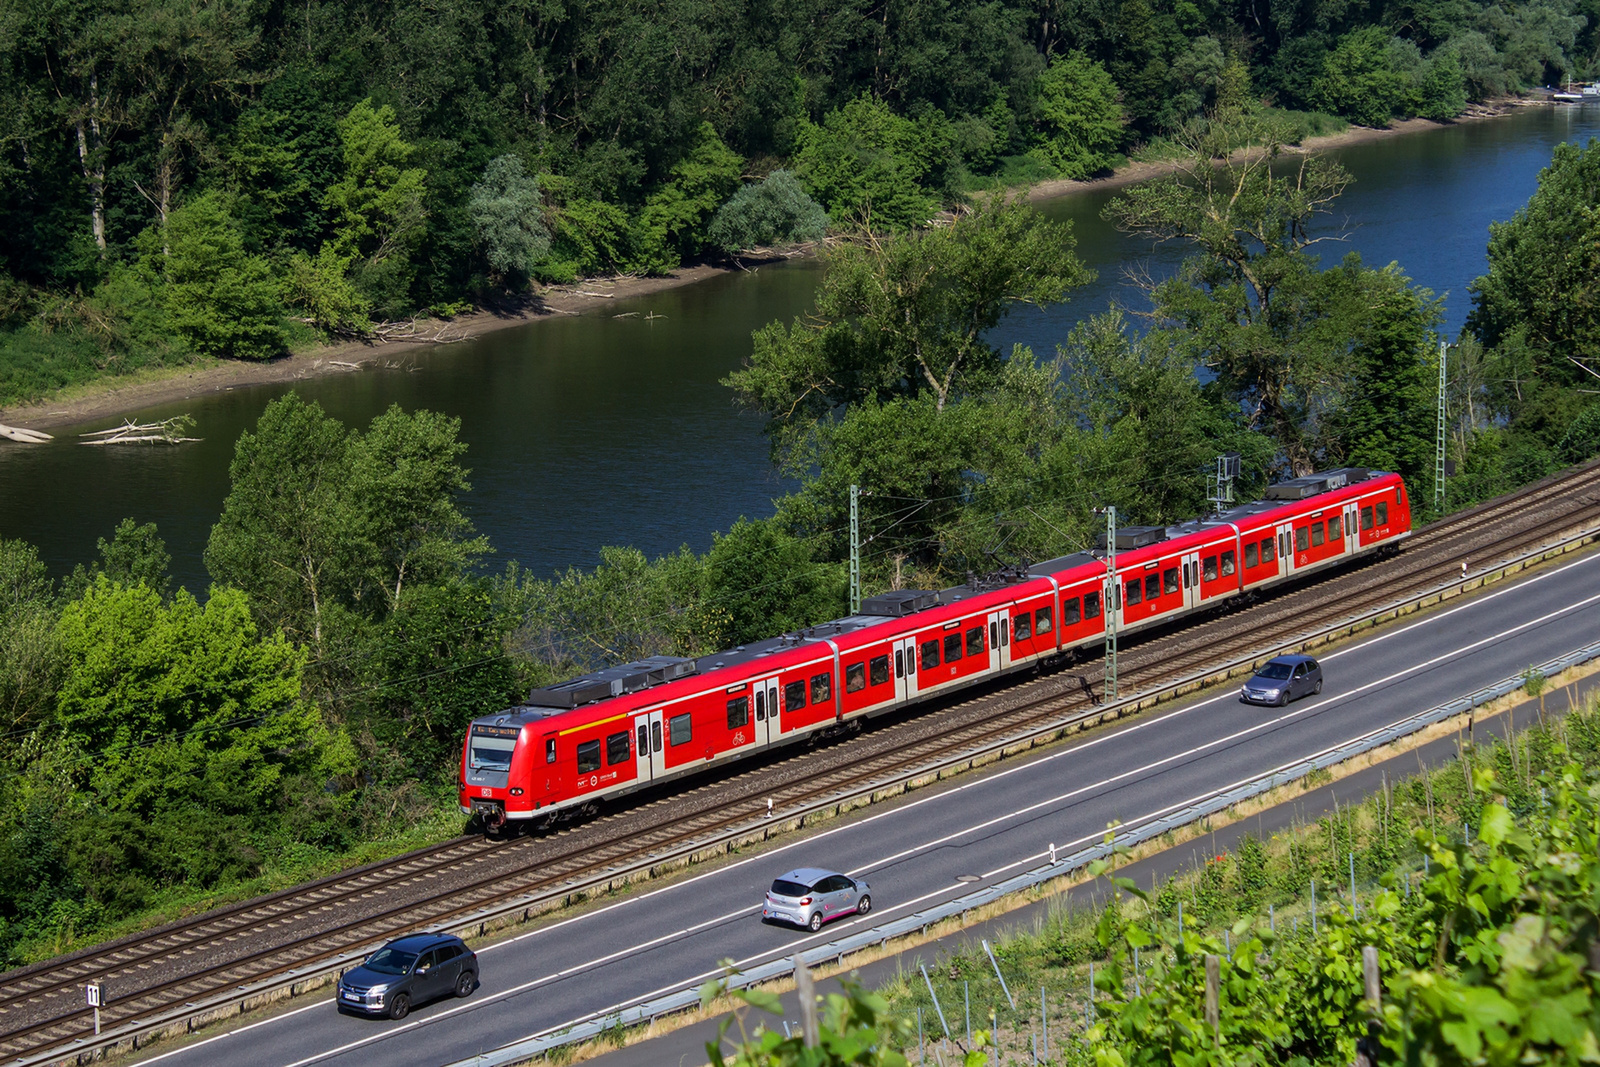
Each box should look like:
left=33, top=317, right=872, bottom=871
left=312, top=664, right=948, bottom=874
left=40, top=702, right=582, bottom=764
left=454, top=972, right=475, bottom=999
left=808, top=911, right=824, bottom=932
left=1314, top=678, right=1323, bottom=694
left=856, top=894, right=871, bottom=916
left=1279, top=690, right=1290, bottom=707
left=388, top=993, right=411, bottom=1021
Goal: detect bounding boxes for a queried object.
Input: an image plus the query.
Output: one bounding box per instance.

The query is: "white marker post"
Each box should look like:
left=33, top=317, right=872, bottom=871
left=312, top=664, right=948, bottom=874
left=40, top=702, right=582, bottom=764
left=86, top=983, right=102, bottom=1035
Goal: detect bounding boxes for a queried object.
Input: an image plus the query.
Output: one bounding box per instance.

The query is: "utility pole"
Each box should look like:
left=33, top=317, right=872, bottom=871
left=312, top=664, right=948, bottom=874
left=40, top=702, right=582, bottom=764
left=1207, top=452, right=1241, bottom=516
left=849, top=483, right=860, bottom=614
left=1099, top=506, right=1118, bottom=703
left=1435, top=341, right=1448, bottom=514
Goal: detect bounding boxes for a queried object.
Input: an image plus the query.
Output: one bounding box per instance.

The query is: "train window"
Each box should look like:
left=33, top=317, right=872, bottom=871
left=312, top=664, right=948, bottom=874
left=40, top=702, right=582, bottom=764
left=1329, top=514, right=1342, bottom=539
left=1061, top=598, right=1079, bottom=625
left=989, top=621, right=998, bottom=647
left=1296, top=527, right=1310, bottom=552
left=637, top=724, right=648, bottom=755
left=1361, top=505, right=1374, bottom=531
left=845, top=662, right=866, bottom=693
left=669, top=712, right=692, bottom=746
left=546, top=738, right=557, bottom=764
left=895, top=649, right=905, bottom=677
left=577, top=739, right=602, bottom=774
left=870, top=655, right=890, bottom=686
left=651, top=721, right=662, bottom=752
left=944, top=632, right=964, bottom=662
left=1014, top=612, right=1033, bottom=641
left=1039, top=604, right=1056, bottom=632
left=1145, top=574, right=1161, bottom=601
left=810, top=672, right=832, bottom=703
left=1244, top=543, right=1258, bottom=568
left=999, top=620, right=1008, bottom=646
left=921, top=639, right=940, bottom=670
left=726, top=696, right=750, bottom=729
left=1221, top=550, right=1236, bottom=576
left=755, top=690, right=765, bottom=721
left=1084, top=592, right=1101, bottom=619
left=1261, top=537, right=1275, bottom=564
left=1310, top=523, right=1325, bottom=547
left=1164, top=567, right=1179, bottom=594
left=606, top=730, right=631, bottom=765
left=1202, top=556, right=1219, bottom=582
left=1377, top=501, right=1389, bottom=525
left=785, top=680, right=807, bottom=712
left=966, top=626, right=985, bottom=657
left=1124, top=578, right=1142, bottom=606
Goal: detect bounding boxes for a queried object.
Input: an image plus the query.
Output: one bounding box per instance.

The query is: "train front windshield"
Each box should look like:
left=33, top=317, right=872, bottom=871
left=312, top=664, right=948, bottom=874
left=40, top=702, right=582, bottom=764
left=469, top=727, right=518, bottom=771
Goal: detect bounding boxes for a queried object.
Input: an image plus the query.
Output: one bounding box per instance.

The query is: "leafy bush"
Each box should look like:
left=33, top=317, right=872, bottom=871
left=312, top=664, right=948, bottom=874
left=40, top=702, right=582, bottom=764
left=707, top=171, right=828, bottom=252
left=1034, top=51, right=1125, bottom=179
left=467, top=154, right=550, bottom=278
left=158, top=192, right=287, bottom=360
left=794, top=96, right=945, bottom=231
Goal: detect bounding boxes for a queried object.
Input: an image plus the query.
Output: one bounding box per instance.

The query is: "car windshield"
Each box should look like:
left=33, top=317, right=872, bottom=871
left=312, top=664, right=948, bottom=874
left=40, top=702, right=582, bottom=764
left=770, top=879, right=811, bottom=898
left=1255, top=662, right=1294, bottom=681
left=365, top=947, right=418, bottom=975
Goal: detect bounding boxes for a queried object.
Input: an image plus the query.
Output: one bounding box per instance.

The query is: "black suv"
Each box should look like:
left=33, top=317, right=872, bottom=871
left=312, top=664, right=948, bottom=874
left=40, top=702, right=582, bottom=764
left=337, top=933, right=479, bottom=1019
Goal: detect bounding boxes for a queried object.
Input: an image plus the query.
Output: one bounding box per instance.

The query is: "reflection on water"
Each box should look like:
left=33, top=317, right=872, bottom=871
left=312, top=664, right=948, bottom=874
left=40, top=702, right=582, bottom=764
left=4, top=106, right=1598, bottom=593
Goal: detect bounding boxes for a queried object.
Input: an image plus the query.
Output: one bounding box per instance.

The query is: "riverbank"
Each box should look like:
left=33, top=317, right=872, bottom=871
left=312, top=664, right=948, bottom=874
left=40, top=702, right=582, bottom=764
left=0, top=97, right=1544, bottom=435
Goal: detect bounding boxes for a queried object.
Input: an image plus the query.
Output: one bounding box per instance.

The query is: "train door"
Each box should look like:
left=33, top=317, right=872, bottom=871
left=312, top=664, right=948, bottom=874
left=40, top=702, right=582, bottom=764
left=893, top=636, right=919, bottom=702
left=751, top=673, right=781, bottom=746
left=1276, top=522, right=1295, bottom=578
left=1181, top=551, right=1201, bottom=609
left=1343, top=502, right=1360, bottom=554
left=987, top=610, right=1011, bottom=672
left=1107, top=573, right=1123, bottom=630
left=634, top=710, right=664, bottom=781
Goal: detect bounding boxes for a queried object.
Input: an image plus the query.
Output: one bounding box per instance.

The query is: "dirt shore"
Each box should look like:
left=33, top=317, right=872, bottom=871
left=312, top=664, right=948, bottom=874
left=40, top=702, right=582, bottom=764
left=0, top=98, right=1544, bottom=435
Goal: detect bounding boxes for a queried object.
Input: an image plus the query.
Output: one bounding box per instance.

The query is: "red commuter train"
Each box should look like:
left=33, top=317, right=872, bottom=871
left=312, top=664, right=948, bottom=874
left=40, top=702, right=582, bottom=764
left=460, top=467, right=1411, bottom=830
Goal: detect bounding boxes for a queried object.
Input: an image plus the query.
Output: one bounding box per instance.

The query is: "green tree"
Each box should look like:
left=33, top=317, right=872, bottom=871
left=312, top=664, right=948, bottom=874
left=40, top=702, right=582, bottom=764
left=65, top=517, right=171, bottom=598
left=632, top=122, right=744, bottom=271
left=707, top=170, right=829, bottom=253
left=0, top=540, right=59, bottom=735
left=284, top=247, right=373, bottom=336
left=1106, top=115, right=1370, bottom=473
left=702, top=519, right=841, bottom=648
left=1034, top=51, right=1125, bottom=178
left=158, top=192, right=285, bottom=360
left=1467, top=138, right=1600, bottom=425
left=206, top=395, right=487, bottom=644
left=1415, top=50, right=1468, bottom=120
left=726, top=196, right=1092, bottom=459
left=1313, top=27, right=1413, bottom=127
left=323, top=99, right=427, bottom=313
left=205, top=393, right=352, bottom=646
left=467, top=154, right=549, bottom=278
left=361, top=579, right=519, bottom=771
left=53, top=578, right=354, bottom=903
left=794, top=95, right=944, bottom=230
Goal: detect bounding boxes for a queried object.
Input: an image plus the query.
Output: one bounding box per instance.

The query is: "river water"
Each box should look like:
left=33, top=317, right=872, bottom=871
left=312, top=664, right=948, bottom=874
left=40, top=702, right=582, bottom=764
left=5, top=105, right=1598, bottom=595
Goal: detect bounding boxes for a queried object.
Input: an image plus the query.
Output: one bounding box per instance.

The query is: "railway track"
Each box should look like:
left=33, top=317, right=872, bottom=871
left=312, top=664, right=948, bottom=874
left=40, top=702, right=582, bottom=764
left=6, top=461, right=1599, bottom=1062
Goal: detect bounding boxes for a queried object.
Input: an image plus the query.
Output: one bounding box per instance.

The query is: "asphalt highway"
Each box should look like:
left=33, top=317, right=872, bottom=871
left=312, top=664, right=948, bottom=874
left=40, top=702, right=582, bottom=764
left=132, top=549, right=1600, bottom=1067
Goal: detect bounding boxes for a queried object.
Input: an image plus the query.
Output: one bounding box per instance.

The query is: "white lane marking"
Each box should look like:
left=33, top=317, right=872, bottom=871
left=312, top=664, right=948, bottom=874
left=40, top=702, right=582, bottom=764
left=145, top=548, right=1600, bottom=1065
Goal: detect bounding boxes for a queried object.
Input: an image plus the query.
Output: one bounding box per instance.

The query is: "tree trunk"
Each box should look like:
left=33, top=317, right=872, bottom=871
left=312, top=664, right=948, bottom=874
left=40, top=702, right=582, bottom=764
left=74, top=71, right=107, bottom=254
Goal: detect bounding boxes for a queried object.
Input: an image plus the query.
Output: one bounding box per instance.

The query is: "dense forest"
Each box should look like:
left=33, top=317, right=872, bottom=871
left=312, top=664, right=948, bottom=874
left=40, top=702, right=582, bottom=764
left=4, top=0, right=1600, bottom=401
left=4, top=0, right=1600, bottom=974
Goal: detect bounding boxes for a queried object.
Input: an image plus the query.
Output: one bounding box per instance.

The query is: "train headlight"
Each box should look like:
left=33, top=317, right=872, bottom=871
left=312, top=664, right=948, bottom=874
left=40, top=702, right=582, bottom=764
left=510, top=787, right=524, bottom=796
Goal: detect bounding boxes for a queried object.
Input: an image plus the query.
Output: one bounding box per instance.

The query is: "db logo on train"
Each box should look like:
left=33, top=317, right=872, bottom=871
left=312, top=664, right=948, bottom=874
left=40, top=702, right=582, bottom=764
left=480, top=787, right=492, bottom=797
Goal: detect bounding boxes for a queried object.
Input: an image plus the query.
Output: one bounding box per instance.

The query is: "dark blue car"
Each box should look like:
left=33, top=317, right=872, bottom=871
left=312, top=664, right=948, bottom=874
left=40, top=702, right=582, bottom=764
left=336, top=933, right=478, bottom=1019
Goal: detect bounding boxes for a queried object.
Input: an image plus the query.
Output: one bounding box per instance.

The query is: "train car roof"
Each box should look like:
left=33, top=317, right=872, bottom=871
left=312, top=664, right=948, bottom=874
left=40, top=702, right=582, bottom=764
left=476, top=467, right=1401, bottom=722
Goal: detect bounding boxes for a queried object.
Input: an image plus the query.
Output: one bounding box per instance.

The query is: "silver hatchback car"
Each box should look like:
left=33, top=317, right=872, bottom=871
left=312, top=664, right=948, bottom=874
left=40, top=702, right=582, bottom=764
left=762, top=868, right=872, bottom=931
